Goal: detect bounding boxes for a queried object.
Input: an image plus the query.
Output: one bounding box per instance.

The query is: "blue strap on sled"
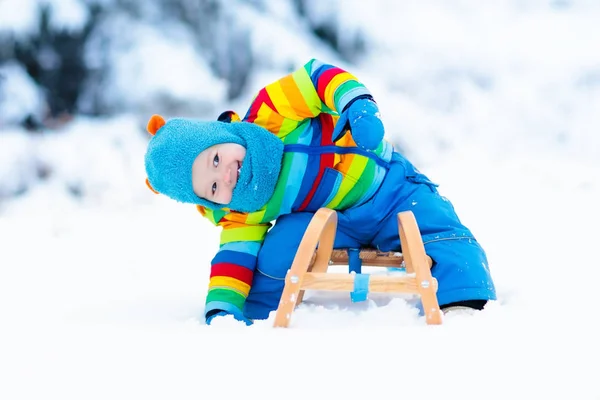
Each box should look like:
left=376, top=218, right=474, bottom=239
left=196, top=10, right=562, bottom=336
left=350, top=273, right=370, bottom=302
left=348, top=248, right=369, bottom=302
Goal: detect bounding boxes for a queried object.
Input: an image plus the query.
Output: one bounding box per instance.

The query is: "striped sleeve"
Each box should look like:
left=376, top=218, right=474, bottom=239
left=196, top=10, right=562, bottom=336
left=243, top=59, right=372, bottom=137
left=198, top=206, right=271, bottom=320
left=306, top=59, right=372, bottom=113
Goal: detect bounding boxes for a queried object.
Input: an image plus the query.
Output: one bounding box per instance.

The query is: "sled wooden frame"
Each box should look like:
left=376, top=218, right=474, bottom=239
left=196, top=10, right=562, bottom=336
left=273, top=208, right=443, bottom=328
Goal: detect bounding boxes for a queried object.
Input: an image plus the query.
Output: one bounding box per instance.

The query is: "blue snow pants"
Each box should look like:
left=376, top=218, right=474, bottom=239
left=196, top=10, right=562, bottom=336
left=243, top=152, right=497, bottom=320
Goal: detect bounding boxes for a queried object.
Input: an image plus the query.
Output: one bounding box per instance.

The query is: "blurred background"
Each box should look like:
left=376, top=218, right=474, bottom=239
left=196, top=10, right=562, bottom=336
left=2, top=5, right=600, bottom=397
left=0, top=0, right=599, bottom=214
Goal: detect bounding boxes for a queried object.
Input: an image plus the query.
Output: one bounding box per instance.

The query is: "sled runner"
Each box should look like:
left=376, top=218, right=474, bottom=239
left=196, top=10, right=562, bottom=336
left=273, top=208, right=442, bottom=327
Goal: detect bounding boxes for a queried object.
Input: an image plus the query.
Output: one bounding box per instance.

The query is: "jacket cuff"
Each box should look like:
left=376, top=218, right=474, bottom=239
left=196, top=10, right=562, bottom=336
left=340, top=94, right=375, bottom=113
left=204, top=301, right=245, bottom=321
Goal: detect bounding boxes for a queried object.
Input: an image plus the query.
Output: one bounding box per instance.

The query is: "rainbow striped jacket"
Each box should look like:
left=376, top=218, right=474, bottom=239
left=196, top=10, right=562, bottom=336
left=198, top=59, right=396, bottom=319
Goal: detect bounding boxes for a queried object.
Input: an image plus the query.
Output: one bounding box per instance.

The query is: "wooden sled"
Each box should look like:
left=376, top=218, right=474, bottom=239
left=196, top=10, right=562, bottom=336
left=273, top=208, right=442, bottom=327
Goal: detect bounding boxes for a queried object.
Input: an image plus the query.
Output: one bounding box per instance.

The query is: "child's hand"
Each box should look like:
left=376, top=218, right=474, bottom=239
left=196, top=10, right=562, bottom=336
left=332, top=97, right=385, bottom=150
left=205, top=310, right=253, bottom=326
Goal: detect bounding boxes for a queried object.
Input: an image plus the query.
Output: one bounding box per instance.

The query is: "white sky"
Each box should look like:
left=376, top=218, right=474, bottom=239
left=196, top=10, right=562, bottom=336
left=1, top=1, right=600, bottom=399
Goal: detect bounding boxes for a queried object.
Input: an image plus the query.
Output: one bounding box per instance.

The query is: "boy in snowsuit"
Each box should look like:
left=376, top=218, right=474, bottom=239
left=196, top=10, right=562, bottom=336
left=144, top=59, right=496, bottom=325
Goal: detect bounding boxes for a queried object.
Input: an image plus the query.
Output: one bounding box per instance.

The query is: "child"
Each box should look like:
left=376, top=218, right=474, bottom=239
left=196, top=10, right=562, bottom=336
left=144, top=59, right=496, bottom=325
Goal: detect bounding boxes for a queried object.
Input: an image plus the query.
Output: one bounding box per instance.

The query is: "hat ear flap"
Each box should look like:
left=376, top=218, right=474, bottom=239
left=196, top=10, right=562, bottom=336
left=147, top=114, right=166, bottom=136
left=217, top=110, right=241, bottom=123
left=145, top=178, right=159, bottom=194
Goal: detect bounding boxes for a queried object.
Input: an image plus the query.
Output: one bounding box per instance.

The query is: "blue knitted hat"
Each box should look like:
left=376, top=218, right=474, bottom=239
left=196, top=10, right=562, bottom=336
left=144, top=114, right=284, bottom=212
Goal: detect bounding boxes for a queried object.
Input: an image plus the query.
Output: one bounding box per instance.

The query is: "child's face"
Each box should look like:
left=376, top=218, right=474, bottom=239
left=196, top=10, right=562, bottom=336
left=192, top=143, right=246, bottom=205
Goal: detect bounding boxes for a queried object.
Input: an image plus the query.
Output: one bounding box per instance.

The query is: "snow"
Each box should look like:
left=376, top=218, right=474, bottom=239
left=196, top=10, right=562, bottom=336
left=88, top=17, right=226, bottom=117
left=0, top=62, right=45, bottom=126
left=1, top=2, right=600, bottom=399
left=0, top=0, right=40, bottom=35
left=0, top=0, right=89, bottom=35
left=44, top=0, right=89, bottom=32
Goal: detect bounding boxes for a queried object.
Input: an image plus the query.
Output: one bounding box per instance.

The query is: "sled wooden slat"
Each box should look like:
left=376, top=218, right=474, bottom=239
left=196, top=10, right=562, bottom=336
left=273, top=208, right=443, bottom=328
left=301, top=272, right=437, bottom=294
left=328, top=248, right=433, bottom=272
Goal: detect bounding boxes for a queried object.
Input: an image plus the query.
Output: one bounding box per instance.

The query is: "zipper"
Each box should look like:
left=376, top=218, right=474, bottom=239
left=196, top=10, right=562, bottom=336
left=283, top=144, right=390, bottom=169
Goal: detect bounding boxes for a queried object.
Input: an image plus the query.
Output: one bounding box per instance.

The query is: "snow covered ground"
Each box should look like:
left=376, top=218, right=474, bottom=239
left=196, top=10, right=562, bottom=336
left=2, top=2, right=600, bottom=399
left=2, top=120, right=598, bottom=400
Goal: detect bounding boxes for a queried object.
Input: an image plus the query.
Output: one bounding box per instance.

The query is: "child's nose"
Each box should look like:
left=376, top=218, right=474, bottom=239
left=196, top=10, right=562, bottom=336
left=223, top=168, right=233, bottom=185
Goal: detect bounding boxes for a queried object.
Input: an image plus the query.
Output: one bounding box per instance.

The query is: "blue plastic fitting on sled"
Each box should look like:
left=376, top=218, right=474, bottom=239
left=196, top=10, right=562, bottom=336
left=350, top=273, right=370, bottom=302
left=348, top=248, right=362, bottom=274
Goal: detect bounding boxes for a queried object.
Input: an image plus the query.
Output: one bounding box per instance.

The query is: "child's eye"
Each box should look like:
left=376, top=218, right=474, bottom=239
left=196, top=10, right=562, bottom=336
left=213, top=154, right=219, bottom=167
left=212, top=182, right=217, bottom=194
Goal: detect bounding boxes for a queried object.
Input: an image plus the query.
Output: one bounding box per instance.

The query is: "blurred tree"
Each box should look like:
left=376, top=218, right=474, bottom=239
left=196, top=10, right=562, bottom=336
left=11, top=5, right=98, bottom=126
left=292, top=0, right=365, bottom=62
left=0, top=0, right=365, bottom=127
